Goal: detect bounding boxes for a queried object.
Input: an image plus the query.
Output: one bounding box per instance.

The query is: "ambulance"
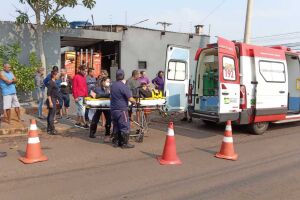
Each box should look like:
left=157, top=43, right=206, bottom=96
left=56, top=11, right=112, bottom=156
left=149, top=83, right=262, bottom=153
left=164, top=38, right=300, bottom=134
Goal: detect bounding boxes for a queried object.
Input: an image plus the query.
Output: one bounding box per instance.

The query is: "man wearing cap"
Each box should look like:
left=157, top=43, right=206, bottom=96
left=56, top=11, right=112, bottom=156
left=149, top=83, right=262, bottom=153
left=110, top=69, right=136, bottom=148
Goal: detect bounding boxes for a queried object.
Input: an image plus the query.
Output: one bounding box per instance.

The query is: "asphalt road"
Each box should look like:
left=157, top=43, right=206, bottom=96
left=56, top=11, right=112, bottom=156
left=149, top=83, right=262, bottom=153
left=0, top=119, right=300, bottom=200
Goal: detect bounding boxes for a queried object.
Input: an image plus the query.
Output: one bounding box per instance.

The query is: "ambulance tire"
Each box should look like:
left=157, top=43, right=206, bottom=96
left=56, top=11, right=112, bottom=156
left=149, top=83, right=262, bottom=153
left=249, top=122, right=269, bottom=135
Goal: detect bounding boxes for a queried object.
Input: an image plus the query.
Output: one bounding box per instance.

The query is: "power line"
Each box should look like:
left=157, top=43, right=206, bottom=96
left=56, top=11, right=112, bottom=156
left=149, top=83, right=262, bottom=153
left=251, top=31, right=300, bottom=40
left=253, top=38, right=300, bottom=45
left=271, top=42, right=300, bottom=47
left=131, top=19, right=149, bottom=26
left=200, top=0, right=227, bottom=23
left=236, top=31, right=300, bottom=42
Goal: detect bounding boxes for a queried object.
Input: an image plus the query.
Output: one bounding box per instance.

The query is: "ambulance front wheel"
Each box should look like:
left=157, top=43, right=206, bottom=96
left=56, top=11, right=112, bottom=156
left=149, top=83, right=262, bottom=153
left=249, top=122, right=269, bottom=135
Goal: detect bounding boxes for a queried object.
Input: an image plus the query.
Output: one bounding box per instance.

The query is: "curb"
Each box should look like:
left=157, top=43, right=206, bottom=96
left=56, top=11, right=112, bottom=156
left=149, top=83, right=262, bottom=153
left=0, top=127, right=29, bottom=137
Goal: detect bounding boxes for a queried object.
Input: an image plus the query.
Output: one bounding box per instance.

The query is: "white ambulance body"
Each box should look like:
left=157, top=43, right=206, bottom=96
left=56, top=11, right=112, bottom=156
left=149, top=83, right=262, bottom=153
left=190, top=37, right=300, bottom=134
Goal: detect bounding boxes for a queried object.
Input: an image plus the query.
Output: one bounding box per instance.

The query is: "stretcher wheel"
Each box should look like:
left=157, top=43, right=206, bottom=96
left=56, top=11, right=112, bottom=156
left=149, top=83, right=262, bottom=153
left=135, top=130, right=144, bottom=143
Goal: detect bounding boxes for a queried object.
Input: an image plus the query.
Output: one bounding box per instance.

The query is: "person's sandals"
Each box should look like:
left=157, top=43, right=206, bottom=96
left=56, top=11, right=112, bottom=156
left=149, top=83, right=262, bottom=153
left=74, top=123, right=81, bottom=128
left=81, top=124, right=89, bottom=130
left=103, top=136, right=111, bottom=143
left=38, top=116, right=45, bottom=120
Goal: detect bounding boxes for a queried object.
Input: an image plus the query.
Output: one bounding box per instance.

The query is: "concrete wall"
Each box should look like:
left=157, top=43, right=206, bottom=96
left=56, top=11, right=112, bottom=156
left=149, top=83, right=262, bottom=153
left=61, top=28, right=122, bottom=41
left=120, top=27, right=210, bottom=81
left=0, top=21, right=60, bottom=70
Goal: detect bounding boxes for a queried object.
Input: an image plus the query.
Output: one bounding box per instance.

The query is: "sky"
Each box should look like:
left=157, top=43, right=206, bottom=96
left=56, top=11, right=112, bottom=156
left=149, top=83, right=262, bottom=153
left=1, top=0, right=299, bottom=47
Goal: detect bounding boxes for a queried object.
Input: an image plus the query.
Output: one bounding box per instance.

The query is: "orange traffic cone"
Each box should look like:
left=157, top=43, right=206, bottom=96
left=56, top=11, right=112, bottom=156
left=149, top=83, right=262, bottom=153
left=157, top=121, right=182, bottom=165
left=19, top=119, right=48, bottom=164
left=215, top=120, right=238, bottom=161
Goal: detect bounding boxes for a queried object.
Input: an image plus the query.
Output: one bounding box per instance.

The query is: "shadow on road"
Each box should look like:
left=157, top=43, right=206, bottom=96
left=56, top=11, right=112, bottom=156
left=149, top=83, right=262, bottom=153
left=268, top=121, right=300, bottom=131
left=195, top=147, right=217, bottom=156
left=140, top=151, right=158, bottom=159
left=150, top=117, right=251, bottom=139
left=17, top=150, right=26, bottom=157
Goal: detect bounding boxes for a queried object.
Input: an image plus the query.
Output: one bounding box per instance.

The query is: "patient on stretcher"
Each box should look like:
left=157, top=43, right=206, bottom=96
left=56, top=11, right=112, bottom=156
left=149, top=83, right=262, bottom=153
left=138, top=82, right=152, bottom=98
left=133, top=82, right=163, bottom=99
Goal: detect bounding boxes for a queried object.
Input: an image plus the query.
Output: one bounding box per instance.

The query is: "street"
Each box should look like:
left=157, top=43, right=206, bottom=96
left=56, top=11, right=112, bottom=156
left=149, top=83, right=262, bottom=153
left=0, top=118, right=300, bottom=200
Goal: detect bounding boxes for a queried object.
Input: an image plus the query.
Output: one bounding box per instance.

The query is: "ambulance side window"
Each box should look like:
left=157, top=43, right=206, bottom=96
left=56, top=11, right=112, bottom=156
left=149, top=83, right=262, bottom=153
left=222, top=56, right=236, bottom=81
left=259, top=61, right=286, bottom=83
left=167, top=61, right=186, bottom=81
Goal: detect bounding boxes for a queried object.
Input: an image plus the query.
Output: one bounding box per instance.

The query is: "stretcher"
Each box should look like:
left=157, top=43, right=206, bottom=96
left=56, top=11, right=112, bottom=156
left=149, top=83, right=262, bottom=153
left=84, top=97, right=166, bottom=142
left=84, top=97, right=166, bottom=108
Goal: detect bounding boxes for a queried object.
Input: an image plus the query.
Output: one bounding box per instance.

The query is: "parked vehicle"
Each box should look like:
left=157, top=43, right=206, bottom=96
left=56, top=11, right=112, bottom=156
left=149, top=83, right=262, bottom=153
left=189, top=37, right=300, bottom=134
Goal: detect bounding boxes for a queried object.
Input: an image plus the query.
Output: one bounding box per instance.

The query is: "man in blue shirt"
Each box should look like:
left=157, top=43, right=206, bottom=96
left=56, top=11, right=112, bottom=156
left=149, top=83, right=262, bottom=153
left=0, top=64, right=22, bottom=124
left=111, top=69, right=136, bottom=148
left=43, top=66, right=59, bottom=88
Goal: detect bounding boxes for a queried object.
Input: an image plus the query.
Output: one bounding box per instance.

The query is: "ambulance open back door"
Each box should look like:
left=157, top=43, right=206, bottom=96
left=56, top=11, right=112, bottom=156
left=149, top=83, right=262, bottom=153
left=193, top=37, right=240, bottom=122
left=164, top=45, right=190, bottom=112
left=218, top=37, right=240, bottom=121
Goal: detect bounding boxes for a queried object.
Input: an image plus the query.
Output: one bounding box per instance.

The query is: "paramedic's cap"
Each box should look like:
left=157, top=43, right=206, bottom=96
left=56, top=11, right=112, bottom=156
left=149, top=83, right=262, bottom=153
left=116, top=69, right=125, bottom=77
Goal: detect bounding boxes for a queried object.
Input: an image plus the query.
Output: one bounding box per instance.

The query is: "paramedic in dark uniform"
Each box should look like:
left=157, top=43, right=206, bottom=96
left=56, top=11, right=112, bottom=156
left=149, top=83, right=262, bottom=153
left=89, top=77, right=111, bottom=142
left=111, top=69, right=136, bottom=148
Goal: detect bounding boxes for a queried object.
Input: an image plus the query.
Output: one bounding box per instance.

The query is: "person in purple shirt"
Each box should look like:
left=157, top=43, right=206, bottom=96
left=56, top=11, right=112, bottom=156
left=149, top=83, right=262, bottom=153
left=138, top=71, right=150, bottom=85
left=111, top=69, right=136, bottom=148
left=152, top=71, right=164, bottom=91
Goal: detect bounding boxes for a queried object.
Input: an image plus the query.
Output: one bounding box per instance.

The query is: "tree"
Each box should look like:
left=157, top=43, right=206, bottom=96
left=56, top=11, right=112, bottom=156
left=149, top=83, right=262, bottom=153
left=0, top=43, right=41, bottom=93
left=15, top=0, right=96, bottom=70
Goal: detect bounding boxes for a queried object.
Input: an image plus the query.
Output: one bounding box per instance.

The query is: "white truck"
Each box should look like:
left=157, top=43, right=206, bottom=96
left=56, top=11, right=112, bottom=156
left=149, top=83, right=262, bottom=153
left=164, top=38, right=300, bottom=134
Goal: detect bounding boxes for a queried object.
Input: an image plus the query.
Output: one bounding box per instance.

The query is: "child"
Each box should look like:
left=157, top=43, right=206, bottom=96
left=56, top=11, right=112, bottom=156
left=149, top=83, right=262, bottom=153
left=139, top=82, right=152, bottom=98
left=138, top=82, right=152, bottom=123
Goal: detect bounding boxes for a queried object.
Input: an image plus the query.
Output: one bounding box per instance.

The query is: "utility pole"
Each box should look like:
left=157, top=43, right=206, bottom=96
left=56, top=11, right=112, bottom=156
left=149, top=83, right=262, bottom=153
left=157, top=22, right=172, bottom=31
left=244, top=0, right=253, bottom=43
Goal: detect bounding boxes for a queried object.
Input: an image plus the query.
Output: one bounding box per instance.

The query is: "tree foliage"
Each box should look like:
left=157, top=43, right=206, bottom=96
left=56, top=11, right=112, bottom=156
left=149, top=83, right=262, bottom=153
left=15, top=0, right=96, bottom=69
left=16, top=0, right=96, bottom=30
left=0, top=43, right=41, bottom=92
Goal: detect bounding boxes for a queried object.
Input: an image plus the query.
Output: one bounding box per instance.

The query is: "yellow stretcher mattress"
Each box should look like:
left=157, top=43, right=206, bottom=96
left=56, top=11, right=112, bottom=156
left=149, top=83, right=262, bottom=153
left=85, top=97, right=166, bottom=108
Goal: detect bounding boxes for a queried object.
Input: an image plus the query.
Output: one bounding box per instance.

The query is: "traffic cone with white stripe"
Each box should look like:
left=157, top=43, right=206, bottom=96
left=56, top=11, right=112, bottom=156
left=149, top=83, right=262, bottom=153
left=19, top=119, right=48, bottom=164
left=215, top=120, right=238, bottom=161
left=157, top=121, right=182, bottom=165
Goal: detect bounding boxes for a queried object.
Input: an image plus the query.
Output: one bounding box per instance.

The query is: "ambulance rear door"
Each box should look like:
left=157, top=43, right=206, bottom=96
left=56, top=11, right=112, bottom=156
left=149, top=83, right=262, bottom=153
left=218, top=37, right=240, bottom=121
left=164, top=45, right=190, bottom=112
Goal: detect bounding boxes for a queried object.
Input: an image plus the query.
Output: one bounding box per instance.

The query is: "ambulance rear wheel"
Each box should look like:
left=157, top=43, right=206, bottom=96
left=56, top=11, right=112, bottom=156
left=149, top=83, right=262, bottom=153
left=249, top=122, right=269, bottom=135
